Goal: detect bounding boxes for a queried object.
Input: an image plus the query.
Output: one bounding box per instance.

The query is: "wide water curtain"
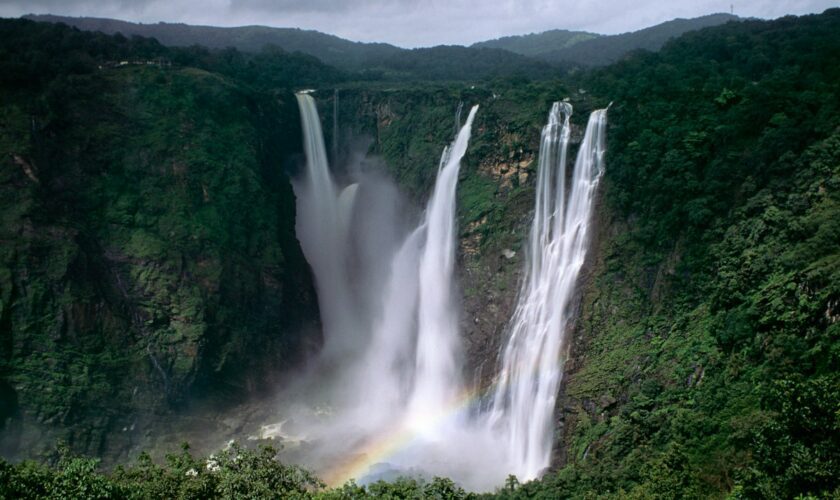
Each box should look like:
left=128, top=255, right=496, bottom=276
left=491, top=103, right=608, bottom=481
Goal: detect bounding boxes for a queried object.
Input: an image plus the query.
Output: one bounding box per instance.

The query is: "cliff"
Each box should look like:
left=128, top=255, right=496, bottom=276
left=0, top=63, right=319, bottom=462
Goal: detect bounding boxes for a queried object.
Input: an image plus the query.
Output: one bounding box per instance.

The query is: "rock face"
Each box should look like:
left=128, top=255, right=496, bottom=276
left=0, top=66, right=319, bottom=462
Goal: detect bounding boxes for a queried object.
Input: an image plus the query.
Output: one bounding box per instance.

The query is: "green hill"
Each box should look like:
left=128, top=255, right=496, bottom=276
left=544, top=13, right=741, bottom=66
left=22, top=14, right=559, bottom=81
left=470, top=13, right=740, bottom=67
left=471, top=29, right=599, bottom=58
left=23, top=14, right=401, bottom=71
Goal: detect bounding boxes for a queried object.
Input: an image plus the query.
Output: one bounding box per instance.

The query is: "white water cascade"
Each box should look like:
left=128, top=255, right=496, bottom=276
left=406, top=104, right=478, bottom=426
left=489, top=103, right=608, bottom=481
left=287, top=92, right=607, bottom=490
left=290, top=92, right=485, bottom=485
left=351, top=104, right=479, bottom=434
left=293, top=93, right=360, bottom=361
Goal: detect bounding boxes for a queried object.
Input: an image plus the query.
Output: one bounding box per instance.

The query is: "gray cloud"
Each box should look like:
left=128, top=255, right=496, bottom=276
left=1, top=0, right=836, bottom=47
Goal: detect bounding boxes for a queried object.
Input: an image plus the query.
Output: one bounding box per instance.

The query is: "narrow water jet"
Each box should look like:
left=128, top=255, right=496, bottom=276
left=332, top=89, right=339, bottom=164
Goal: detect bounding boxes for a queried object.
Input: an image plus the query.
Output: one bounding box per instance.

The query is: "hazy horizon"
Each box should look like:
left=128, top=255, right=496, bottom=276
left=1, top=0, right=836, bottom=48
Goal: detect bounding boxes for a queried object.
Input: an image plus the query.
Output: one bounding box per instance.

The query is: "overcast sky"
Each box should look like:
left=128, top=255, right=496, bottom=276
left=1, top=0, right=836, bottom=47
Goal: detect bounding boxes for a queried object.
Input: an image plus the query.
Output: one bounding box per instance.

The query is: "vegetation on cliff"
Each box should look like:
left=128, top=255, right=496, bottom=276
left=542, top=9, right=840, bottom=498
left=0, top=19, right=319, bottom=461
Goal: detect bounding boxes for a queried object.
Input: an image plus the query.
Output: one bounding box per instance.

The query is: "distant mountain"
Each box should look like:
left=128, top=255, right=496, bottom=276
left=373, top=45, right=559, bottom=81
left=23, top=12, right=741, bottom=75
left=471, top=13, right=740, bottom=67
left=471, top=29, right=599, bottom=58
left=23, top=14, right=558, bottom=81
left=542, top=13, right=741, bottom=66
left=22, top=14, right=401, bottom=70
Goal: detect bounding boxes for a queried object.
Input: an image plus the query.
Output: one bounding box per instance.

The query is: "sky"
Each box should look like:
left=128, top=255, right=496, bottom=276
left=1, top=0, right=837, bottom=47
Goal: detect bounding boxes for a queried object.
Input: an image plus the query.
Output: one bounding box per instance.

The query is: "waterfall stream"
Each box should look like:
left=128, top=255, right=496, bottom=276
left=489, top=103, right=608, bottom=481
left=287, top=93, right=606, bottom=490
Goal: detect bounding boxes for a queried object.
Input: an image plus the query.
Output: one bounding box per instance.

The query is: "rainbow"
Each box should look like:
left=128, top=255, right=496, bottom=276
left=318, top=362, right=563, bottom=487
left=320, top=382, right=492, bottom=487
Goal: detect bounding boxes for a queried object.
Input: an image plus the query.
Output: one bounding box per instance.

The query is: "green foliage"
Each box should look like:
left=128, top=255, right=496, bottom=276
left=0, top=19, right=317, bottom=460
left=0, top=443, right=321, bottom=499
left=0, top=443, right=479, bottom=499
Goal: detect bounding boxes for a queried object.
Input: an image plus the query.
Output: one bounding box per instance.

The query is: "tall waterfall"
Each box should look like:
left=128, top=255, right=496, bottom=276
left=291, top=92, right=482, bottom=482
left=489, top=103, right=608, bottom=480
left=294, top=94, right=352, bottom=355
left=287, top=92, right=607, bottom=490
left=407, top=105, right=478, bottom=427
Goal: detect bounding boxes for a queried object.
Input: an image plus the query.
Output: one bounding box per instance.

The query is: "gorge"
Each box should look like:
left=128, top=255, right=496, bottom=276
left=0, top=9, right=838, bottom=498
left=281, top=93, right=607, bottom=490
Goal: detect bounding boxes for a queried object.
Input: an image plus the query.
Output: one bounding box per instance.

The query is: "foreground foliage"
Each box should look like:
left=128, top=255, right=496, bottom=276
left=0, top=444, right=478, bottom=499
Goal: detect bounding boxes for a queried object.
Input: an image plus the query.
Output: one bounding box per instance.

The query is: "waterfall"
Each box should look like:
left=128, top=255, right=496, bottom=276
left=406, top=104, right=478, bottom=429
left=288, top=92, right=607, bottom=490
left=489, top=103, right=608, bottom=481
left=291, top=91, right=481, bottom=477
left=454, top=101, right=464, bottom=137
left=293, top=93, right=359, bottom=360
left=355, top=105, right=479, bottom=430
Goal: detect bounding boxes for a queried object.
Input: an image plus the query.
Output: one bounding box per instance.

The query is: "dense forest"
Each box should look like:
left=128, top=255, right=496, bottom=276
left=0, top=17, right=326, bottom=465
left=1, top=8, right=838, bottom=499
left=535, top=10, right=840, bottom=498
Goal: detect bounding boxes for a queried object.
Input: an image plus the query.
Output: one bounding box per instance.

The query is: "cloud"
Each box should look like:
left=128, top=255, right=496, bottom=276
left=1, top=0, right=836, bottom=47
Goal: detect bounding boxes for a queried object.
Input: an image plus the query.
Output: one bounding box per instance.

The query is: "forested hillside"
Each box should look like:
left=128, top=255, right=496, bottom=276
left=25, top=13, right=740, bottom=79
left=0, top=19, right=322, bottom=462
left=471, top=29, right=598, bottom=58
left=22, top=14, right=557, bottom=81
left=471, top=13, right=739, bottom=66
left=543, top=9, right=840, bottom=498
left=541, top=13, right=741, bottom=66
